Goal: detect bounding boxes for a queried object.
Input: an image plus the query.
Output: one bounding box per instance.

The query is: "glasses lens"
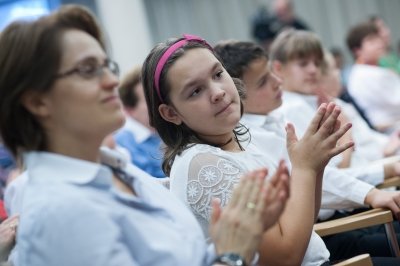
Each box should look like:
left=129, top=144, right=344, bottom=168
left=108, top=60, right=119, bottom=76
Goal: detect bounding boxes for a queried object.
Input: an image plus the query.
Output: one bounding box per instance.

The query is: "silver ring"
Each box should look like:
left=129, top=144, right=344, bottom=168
left=246, top=202, right=256, bottom=210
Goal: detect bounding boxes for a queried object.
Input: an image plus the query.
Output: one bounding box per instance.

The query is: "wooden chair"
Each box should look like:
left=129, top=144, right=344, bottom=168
left=314, top=208, right=400, bottom=257
left=334, top=254, right=372, bottom=266
left=377, top=176, right=400, bottom=189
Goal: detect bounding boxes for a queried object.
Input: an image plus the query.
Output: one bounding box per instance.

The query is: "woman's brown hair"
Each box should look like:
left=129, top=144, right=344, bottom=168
left=0, top=5, right=105, bottom=159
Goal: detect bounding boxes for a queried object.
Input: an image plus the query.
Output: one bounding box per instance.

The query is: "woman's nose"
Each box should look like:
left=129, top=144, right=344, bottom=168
left=101, top=68, right=119, bottom=90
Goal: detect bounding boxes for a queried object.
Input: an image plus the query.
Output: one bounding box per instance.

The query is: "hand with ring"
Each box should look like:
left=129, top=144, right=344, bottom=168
left=0, top=214, right=19, bottom=262
left=209, top=167, right=290, bottom=265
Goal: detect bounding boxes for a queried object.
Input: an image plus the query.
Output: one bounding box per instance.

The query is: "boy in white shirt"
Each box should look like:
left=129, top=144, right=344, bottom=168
left=214, top=38, right=400, bottom=262
left=347, top=21, right=400, bottom=133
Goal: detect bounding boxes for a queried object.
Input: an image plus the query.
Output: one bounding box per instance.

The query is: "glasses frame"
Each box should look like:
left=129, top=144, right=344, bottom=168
left=55, top=59, right=120, bottom=79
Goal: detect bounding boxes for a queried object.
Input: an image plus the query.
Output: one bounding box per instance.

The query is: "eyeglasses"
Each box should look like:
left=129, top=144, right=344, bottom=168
left=55, top=59, right=120, bottom=79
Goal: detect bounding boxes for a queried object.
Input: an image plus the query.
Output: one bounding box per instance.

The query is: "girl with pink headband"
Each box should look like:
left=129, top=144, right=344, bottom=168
left=142, top=35, right=354, bottom=265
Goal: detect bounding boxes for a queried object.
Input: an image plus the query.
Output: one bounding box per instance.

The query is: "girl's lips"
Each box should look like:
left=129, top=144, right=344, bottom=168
left=215, top=102, right=232, bottom=116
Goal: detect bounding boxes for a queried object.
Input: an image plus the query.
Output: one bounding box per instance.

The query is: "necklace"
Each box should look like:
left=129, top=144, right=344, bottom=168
left=220, top=137, right=233, bottom=147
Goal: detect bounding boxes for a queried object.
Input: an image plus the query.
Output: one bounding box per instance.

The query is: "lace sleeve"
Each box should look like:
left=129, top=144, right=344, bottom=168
left=185, top=152, right=244, bottom=236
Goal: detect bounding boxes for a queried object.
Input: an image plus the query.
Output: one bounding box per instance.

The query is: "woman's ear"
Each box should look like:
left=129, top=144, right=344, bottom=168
left=20, top=90, right=51, bottom=118
left=158, top=104, right=182, bottom=125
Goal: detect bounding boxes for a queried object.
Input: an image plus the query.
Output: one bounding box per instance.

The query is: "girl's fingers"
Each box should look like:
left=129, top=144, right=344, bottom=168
left=330, top=141, right=355, bottom=157
left=304, top=103, right=327, bottom=136
left=318, top=102, right=336, bottom=128
left=317, top=106, right=342, bottom=137
left=269, top=160, right=286, bottom=186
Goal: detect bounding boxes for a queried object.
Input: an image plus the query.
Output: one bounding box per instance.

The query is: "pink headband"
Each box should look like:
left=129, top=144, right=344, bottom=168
left=154, top=34, right=212, bottom=103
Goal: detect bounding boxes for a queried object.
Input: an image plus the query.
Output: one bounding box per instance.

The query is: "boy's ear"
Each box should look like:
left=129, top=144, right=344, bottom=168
left=158, top=104, right=182, bottom=125
left=20, top=90, right=51, bottom=118
left=271, top=60, right=284, bottom=78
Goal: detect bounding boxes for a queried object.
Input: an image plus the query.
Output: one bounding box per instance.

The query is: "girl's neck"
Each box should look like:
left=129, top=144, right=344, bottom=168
left=218, top=133, right=244, bottom=152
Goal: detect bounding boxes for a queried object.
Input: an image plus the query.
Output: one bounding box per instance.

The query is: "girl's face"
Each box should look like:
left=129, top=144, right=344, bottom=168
left=274, top=56, right=322, bottom=95
left=160, top=48, right=241, bottom=144
left=241, top=57, right=283, bottom=115
left=26, top=29, right=125, bottom=147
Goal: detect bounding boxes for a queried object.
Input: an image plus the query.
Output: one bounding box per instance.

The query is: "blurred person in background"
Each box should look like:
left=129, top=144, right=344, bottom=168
left=251, top=0, right=309, bottom=51
left=369, top=15, right=400, bottom=74
left=114, top=66, right=164, bottom=178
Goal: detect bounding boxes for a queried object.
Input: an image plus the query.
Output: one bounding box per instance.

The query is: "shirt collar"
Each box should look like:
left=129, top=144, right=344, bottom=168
left=124, top=117, right=153, bottom=143
left=24, top=147, right=128, bottom=186
left=283, top=91, right=319, bottom=109
left=241, top=111, right=286, bottom=127
left=241, top=113, right=268, bottom=127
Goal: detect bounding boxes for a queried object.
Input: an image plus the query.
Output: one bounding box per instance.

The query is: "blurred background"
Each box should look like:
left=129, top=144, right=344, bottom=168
left=1, top=0, right=399, bottom=76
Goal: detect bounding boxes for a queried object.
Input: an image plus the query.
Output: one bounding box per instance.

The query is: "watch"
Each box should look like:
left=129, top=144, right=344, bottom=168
left=214, top=253, right=247, bottom=266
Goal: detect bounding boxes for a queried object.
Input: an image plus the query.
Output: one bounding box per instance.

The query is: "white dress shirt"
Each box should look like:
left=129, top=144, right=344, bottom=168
left=277, top=91, right=385, bottom=185
left=241, top=112, right=373, bottom=220
left=348, top=64, right=400, bottom=131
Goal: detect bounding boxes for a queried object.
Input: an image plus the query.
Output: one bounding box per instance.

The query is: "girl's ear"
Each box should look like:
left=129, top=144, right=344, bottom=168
left=20, top=90, right=51, bottom=118
left=272, top=60, right=284, bottom=78
left=158, top=104, right=182, bottom=125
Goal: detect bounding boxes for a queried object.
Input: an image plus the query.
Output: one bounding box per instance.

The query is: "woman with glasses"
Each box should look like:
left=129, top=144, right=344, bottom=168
left=0, top=5, right=290, bottom=266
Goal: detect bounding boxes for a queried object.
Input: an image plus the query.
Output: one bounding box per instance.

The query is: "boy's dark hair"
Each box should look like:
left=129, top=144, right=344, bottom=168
left=142, top=38, right=247, bottom=175
left=119, top=65, right=142, bottom=108
left=346, top=21, right=379, bottom=59
left=0, top=5, right=105, bottom=158
left=269, top=28, right=323, bottom=64
left=213, top=40, right=268, bottom=79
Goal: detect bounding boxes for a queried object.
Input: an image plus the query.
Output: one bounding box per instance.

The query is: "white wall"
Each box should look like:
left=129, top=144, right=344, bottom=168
left=96, top=0, right=153, bottom=76
left=94, top=0, right=400, bottom=71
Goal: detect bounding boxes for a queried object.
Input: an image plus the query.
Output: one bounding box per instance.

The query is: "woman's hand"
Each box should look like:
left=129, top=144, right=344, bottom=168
left=209, top=167, right=290, bottom=264
left=286, top=102, right=354, bottom=175
left=0, top=215, right=19, bottom=262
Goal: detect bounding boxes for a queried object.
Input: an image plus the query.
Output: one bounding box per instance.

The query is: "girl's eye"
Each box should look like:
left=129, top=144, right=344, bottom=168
left=189, top=87, right=202, bottom=98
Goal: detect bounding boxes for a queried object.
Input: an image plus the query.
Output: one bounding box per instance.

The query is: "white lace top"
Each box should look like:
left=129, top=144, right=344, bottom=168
left=169, top=143, right=330, bottom=266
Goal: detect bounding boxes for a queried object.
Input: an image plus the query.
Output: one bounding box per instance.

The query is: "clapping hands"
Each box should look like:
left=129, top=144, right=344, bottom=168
left=209, top=166, right=290, bottom=264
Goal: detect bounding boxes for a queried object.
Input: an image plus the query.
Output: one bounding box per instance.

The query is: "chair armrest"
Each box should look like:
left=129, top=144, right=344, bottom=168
left=314, top=208, right=393, bottom=237
left=377, top=176, right=400, bottom=189
left=333, top=254, right=372, bottom=266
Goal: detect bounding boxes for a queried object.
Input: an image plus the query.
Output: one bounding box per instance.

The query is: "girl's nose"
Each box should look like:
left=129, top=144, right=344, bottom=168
left=211, top=86, right=226, bottom=103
